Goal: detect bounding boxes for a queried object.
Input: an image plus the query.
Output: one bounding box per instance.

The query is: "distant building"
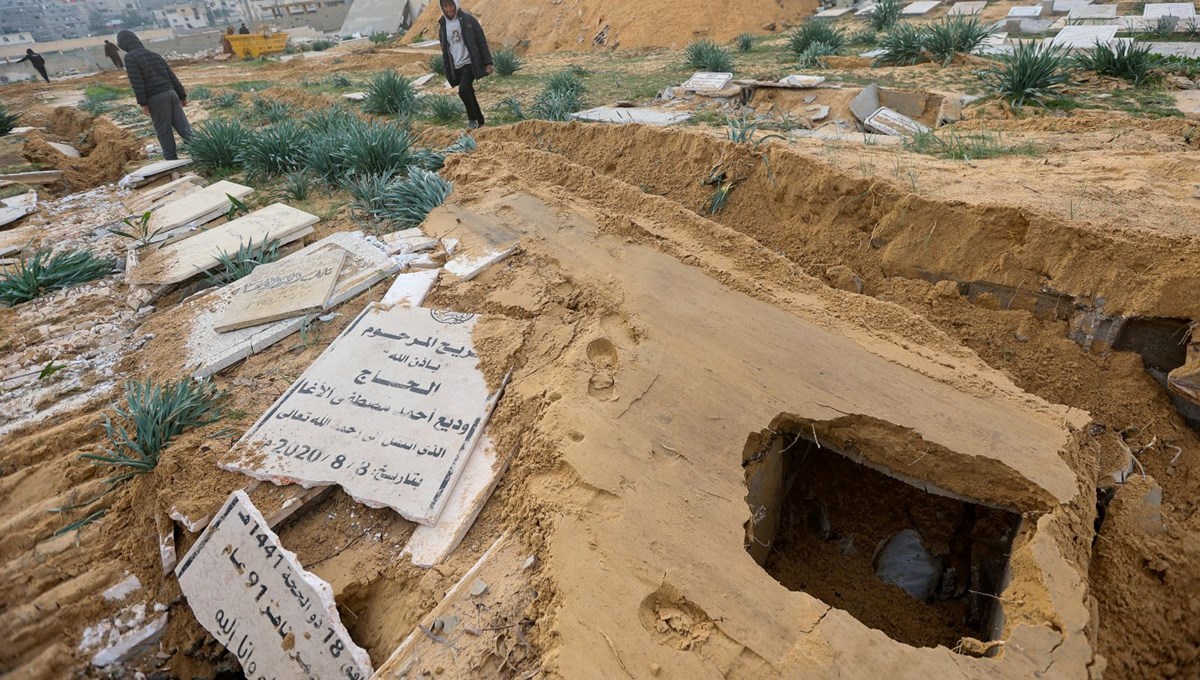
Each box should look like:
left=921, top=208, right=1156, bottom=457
left=0, top=31, right=35, bottom=46
left=205, top=0, right=245, bottom=25
left=0, top=0, right=88, bottom=41
left=153, top=3, right=210, bottom=30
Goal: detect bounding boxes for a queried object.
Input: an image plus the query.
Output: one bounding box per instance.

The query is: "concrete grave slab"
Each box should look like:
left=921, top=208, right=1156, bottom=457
left=215, top=249, right=346, bottom=332
left=412, top=73, right=436, bottom=88
left=815, top=6, right=854, bottom=16
left=863, top=106, right=931, bottom=136
left=128, top=203, right=318, bottom=286
left=856, top=2, right=878, bottom=14
left=681, top=71, right=733, bottom=91
left=404, top=436, right=516, bottom=567
left=1068, top=3, right=1117, bottom=18
left=0, top=190, right=37, bottom=228
left=1009, top=4, right=1044, bottom=16
left=381, top=269, right=440, bottom=306
left=118, top=158, right=193, bottom=188
left=46, top=141, right=80, bottom=157
left=176, top=491, right=373, bottom=679
left=779, top=74, right=826, bottom=87
left=445, top=246, right=517, bottom=282
left=1007, top=16, right=1056, bottom=31
left=221, top=303, right=507, bottom=526
left=1145, top=2, right=1196, bottom=17
left=947, top=1, right=986, bottom=15
left=0, top=170, right=62, bottom=185
left=123, top=174, right=205, bottom=216
left=901, top=0, right=941, bottom=14
left=1052, top=24, right=1119, bottom=46
left=342, top=91, right=367, bottom=100
left=1150, top=40, right=1200, bottom=56
left=180, top=232, right=400, bottom=378
left=143, top=179, right=253, bottom=243
left=571, top=106, right=693, bottom=126
left=850, top=83, right=882, bottom=122
left=1048, top=0, right=1092, bottom=12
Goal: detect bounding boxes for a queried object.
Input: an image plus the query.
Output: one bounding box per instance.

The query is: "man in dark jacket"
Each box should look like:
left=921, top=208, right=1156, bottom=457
left=117, top=30, right=193, bottom=160
left=103, top=40, right=123, bottom=69
left=438, top=0, right=492, bottom=129
left=13, top=49, right=49, bottom=83
left=238, top=23, right=250, bottom=34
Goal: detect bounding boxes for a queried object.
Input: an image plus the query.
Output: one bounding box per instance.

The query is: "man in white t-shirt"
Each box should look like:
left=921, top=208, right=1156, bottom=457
left=438, top=0, right=494, bottom=129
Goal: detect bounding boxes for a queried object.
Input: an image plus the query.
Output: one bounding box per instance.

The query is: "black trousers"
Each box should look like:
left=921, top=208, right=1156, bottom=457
left=147, top=90, right=193, bottom=160
left=32, top=64, right=49, bottom=83
left=455, top=65, right=484, bottom=125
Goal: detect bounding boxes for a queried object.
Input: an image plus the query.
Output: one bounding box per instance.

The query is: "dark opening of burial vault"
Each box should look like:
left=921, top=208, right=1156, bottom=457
left=743, top=425, right=1023, bottom=650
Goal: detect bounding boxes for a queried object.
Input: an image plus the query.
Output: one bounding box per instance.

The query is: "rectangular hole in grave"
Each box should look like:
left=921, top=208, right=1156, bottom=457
left=744, top=429, right=1023, bottom=650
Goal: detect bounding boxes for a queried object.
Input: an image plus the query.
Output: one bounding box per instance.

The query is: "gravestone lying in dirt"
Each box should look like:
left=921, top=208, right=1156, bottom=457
left=947, top=1, right=986, bottom=15
left=143, top=179, right=253, bottom=244
left=1144, top=2, right=1196, bottom=17
left=221, top=302, right=505, bottom=525
left=1008, top=4, right=1044, bottom=16
left=1067, top=3, right=1118, bottom=19
left=0, top=191, right=37, bottom=228
left=127, top=203, right=318, bottom=285
left=176, top=491, right=373, bottom=680
left=1052, top=24, right=1119, bottom=46
left=119, top=158, right=193, bottom=188
left=681, top=72, right=733, bottom=91
left=215, top=249, right=346, bottom=332
left=901, top=0, right=941, bottom=14
left=572, top=106, right=693, bottom=126
left=864, top=107, right=931, bottom=136
left=168, top=232, right=401, bottom=378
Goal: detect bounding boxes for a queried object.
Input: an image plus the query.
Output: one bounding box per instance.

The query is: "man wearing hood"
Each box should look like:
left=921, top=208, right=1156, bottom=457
left=104, top=40, right=124, bottom=69
left=12, top=49, right=49, bottom=83
left=117, top=30, right=193, bottom=161
left=438, top=0, right=493, bottom=130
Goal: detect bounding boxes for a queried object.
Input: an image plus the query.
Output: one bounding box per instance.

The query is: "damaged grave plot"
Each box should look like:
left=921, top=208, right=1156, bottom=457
left=221, top=302, right=505, bottom=525
left=176, top=491, right=373, bottom=679
left=119, top=158, right=194, bottom=188
left=215, top=249, right=346, bottom=332
left=571, top=106, right=693, bottom=126
left=139, top=180, right=254, bottom=245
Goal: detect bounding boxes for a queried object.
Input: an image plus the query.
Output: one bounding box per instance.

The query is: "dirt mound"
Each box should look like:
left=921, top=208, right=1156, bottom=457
left=407, top=0, right=819, bottom=53
left=22, top=114, right=143, bottom=192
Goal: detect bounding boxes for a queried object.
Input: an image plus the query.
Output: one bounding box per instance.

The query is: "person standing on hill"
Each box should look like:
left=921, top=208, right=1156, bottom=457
left=117, top=30, right=193, bottom=161
left=12, top=49, right=50, bottom=83
left=238, top=22, right=250, bottom=34
left=103, top=40, right=124, bottom=69
left=438, top=0, right=492, bottom=130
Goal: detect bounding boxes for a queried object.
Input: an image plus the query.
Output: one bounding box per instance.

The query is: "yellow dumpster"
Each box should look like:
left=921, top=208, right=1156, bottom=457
left=226, top=32, right=289, bottom=59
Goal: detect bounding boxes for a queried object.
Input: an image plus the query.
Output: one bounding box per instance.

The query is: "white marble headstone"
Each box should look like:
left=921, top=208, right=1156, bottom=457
left=1052, top=24, right=1119, bottom=46
left=681, top=72, right=733, bottom=90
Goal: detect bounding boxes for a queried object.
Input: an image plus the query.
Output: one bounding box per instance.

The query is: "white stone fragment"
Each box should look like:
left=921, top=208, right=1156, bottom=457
left=444, top=246, right=516, bottom=282
left=381, top=269, right=440, bottom=307
left=102, top=574, right=143, bottom=602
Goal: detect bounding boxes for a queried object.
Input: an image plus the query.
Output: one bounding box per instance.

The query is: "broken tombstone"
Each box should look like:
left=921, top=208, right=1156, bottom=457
left=863, top=107, right=931, bottom=136
left=681, top=71, right=733, bottom=91
left=175, top=491, right=373, bottom=679
left=214, top=248, right=346, bottom=333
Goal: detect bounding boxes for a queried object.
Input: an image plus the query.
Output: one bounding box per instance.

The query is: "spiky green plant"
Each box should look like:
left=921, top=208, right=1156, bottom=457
left=310, top=39, right=336, bottom=51
left=924, top=16, right=990, bottom=64
left=444, top=134, right=477, bottom=155
left=428, top=54, right=444, bottom=75
left=370, top=31, right=391, bottom=44
left=982, top=40, right=1071, bottom=107
left=735, top=33, right=754, bottom=52
left=426, top=94, right=465, bottom=123
left=1074, top=39, right=1159, bottom=85
left=342, top=172, right=396, bottom=219
left=109, top=211, right=163, bottom=247
left=789, top=20, right=846, bottom=55
left=1150, top=15, right=1178, bottom=39
left=0, top=105, right=20, bottom=136
left=239, top=120, right=309, bottom=180
left=0, top=249, right=115, bottom=306
left=364, top=70, right=421, bottom=117
left=252, top=97, right=295, bottom=124
left=903, top=128, right=1041, bottom=159
left=409, top=135, right=478, bottom=172
left=185, top=117, right=251, bottom=174
left=211, top=91, right=241, bottom=108
left=532, top=88, right=580, bottom=121
left=867, top=0, right=904, bottom=31
left=726, top=115, right=788, bottom=145
left=302, top=105, right=357, bottom=134
left=848, top=27, right=878, bottom=46
left=545, top=69, right=585, bottom=99
left=499, top=95, right=526, bottom=121
left=83, top=84, right=129, bottom=101
left=303, top=132, right=351, bottom=183
left=189, top=85, right=211, bottom=100
left=874, top=22, right=929, bottom=66
left=799, top=41, right=839, bottom=68
left=79, top=96, right=114, bottom=115
left=340, top=119, right=414, bottom=176
left=685, top=39, right=734, bottom=72
left=381, top=168, right=452, bottom=227
left=79, top=378, right=223, bottom=480
left=204, top=236, right=282, bottom=285
left=279, top=171, right=314, bottom=201
left=485, top=50, right=518, bottom=79
left=325, top=73, right=354, bottom=88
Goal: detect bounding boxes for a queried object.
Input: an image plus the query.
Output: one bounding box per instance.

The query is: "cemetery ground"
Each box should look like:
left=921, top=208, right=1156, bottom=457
left=5, top=7, right=1200, bottom=679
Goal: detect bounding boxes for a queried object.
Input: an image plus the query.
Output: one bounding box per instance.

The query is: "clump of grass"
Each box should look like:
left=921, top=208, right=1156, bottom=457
left=409, top=135, right=478, bottom=172
left=204, top=236, right=282, bottom=285
left=492, top=48, right=523, bottom=76
left=239, top=120, right=309, bottom=181
left=302, top=104, right=356, bottom=134
left=874, top=22, right=928, bottom=65
left=1149, top=15, right=1177, bottom=39
left=0, top=249, right=115, bottom=306
left=109, top=211, right=162, bottom=247
left=726, top=115, right=787, bottom=145
left=340, top=119, right=415, bottom=176
left=83, top=84, right=129, bottom=101
left=533, top=69, right=585, bottom=120
left=0, top=105, right=19, bottom=136
left=382, top=168, right=452, bottom=227
left=364, top=70, right=420, bottom=117
left=799, top=41, right=839, bottom=68
left=252, top=97, right=295, bottom=123
left=79, top=96, right=114, bottom=115
left=325, top=73, right=353, bottom=88
left=685, top=39, right=734, bottom=72
left=370, top=31, right=391, bottom=44
left=80, top=378, right=223, bottom=480
left=343, top=172, right=396, bottom=219
left=279, top=171, right=314, bottom=201
left=210, top=91, right=240, bottom=108
left=185, top=117, right=251, bottom=174
left=788, top=21, right=845, bottom=57
left=848, top=27, right=878, bottom=46
left=867, top=0, right=904, bottom=31
left=982, top=40, right=1071, bottom=107
left=924, top=16, right=990, bottom=64
left=903, top=128, right=1041, bottom=159
left=426, top=94, right=465, bottom=122
left=498, top=95, right=525, bottom=121
left=735, top=33, right=754, bottom=52
left=1074, top=39, right=1159, bottom=85
left=310, top=39, right=336, bottom=51
left=189, top=85, right=211, bottom=100
left=428, top=54, right=444, bottom=75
